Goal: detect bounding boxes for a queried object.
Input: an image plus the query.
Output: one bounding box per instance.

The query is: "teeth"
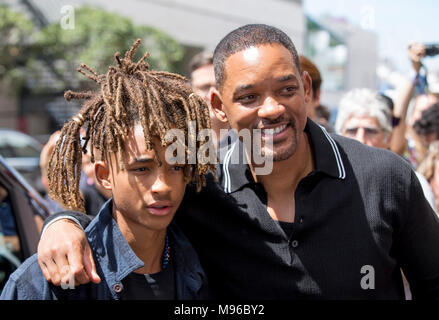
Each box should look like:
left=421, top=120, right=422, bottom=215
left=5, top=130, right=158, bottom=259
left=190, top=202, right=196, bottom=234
left=263, top=124, right=287, bottom=135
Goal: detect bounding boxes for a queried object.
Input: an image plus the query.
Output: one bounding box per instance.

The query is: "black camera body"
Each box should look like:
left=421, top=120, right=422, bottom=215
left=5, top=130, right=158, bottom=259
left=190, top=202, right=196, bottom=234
left=425, top=44, right=439, bottom=57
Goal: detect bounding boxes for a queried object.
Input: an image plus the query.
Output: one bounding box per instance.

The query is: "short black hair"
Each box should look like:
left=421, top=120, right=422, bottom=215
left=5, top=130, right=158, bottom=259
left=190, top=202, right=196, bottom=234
left=213, top=24, right=301, bottom=90
left=413, top=102, right=439, bottom=136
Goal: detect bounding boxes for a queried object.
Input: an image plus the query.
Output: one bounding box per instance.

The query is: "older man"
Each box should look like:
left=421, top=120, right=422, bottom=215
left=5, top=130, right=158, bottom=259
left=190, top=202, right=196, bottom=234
left=336, top=88, right=436, bottom=213
left=36, top=24, right=439, bottom=299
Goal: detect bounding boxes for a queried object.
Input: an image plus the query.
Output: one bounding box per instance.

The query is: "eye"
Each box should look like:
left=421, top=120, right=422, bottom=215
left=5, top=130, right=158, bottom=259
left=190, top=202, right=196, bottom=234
left=237, top=94, right=258, bottom=104
left=132, top=167, right=149, bottom=173
left=172, top=165, right=184, bottom=171
left=280, top=86, right=298, bottom=96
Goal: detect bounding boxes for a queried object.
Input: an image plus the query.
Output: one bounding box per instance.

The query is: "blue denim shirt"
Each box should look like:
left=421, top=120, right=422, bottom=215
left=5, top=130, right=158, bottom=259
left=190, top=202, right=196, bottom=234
left=1, top=199, right=209, bottom=300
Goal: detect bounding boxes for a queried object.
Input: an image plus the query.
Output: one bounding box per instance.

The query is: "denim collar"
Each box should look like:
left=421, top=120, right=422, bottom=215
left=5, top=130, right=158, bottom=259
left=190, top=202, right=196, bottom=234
left=84, top=199, right=206, bottom=299
left=85, top=200, right=144, bottom=298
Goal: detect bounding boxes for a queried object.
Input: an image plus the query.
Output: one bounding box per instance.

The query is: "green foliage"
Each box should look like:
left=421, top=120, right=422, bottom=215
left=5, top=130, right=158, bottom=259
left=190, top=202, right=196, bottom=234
left=0, top=6, right=185, bottom=95
left=0, top=5, right=36, bottom=94
left=36, top=7, right=184, bottom=90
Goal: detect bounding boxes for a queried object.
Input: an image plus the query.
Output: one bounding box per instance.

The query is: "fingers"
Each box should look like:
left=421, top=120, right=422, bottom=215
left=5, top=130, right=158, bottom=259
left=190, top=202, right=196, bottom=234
left=67, top=242, right=91, bottom=286
left=40, top=251, right=69, bottom=286
left=37, top=218, right=90, bottom=287
left=83, top=244, right=101, bottom=284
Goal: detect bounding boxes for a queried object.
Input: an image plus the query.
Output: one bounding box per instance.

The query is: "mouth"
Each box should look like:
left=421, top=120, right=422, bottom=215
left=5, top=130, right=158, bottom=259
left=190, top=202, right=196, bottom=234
left=147, top=202, right=173, bottom=216
left=259, top=123, right=290, bottom=140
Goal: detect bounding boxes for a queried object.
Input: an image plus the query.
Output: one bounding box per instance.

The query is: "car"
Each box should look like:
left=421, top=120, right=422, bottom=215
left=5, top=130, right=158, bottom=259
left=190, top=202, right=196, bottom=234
left=0, top=129, right=44, bottom=194
left=0, top=155, right=52, bottom=293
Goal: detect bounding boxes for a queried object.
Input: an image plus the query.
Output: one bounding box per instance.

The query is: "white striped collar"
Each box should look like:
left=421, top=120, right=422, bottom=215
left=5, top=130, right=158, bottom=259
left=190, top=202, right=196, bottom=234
left=221, top=118, right=346, bottom=193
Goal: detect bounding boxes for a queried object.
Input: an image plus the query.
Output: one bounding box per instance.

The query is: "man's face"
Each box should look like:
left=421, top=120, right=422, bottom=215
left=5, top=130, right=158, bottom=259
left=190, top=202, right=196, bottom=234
left=98, top=124, right=186, bottom=231
left=214, top=44, right=311, bottom=161
left=341, top=115, right=389, bottom=149
left=191, top=64, right=216, bottom=103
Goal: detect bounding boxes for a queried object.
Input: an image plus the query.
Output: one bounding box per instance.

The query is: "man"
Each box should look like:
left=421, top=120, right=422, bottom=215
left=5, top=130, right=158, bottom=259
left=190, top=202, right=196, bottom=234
left=1, top=40, right=211, bottom=300
left=37, top=25, right=439, bottom=299
left=189, top=51, right=229, bottom=144
left=335, top=88, right=436, bottom=213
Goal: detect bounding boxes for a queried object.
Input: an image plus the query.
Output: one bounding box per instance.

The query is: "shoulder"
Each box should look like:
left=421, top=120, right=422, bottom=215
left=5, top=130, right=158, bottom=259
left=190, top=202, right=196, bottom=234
left=2, top=254, right=52, bottom=299
left=331, top=133, right=414, bottom=177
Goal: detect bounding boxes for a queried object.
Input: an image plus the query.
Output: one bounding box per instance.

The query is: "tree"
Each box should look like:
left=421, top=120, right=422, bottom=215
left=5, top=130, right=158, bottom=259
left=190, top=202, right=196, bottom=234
left=0, top=5, right=36, bottom=94
left=0, top=6, right=185, bottom=95
left=34, top=6, right=184, bottom=92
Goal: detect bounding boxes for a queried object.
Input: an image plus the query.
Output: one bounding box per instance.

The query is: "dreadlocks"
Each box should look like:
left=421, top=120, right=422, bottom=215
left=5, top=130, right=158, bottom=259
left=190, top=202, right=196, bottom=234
left=48, top=39, right=215, bottom=212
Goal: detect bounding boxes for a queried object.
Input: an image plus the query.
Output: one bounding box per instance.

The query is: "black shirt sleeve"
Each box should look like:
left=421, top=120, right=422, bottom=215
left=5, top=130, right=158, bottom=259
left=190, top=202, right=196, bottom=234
left=42, top=210, right=93, bottom=231
left=397, top=169, right=439, bottom=299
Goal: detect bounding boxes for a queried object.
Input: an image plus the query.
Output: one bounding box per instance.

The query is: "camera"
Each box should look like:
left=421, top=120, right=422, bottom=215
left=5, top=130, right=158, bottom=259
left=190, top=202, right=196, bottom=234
left=425, top=44, right=439, bottom=57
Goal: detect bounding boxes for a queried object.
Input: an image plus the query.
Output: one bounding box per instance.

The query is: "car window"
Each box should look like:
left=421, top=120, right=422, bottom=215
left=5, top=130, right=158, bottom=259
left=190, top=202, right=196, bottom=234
left=0, top=131, right=41, bottom=158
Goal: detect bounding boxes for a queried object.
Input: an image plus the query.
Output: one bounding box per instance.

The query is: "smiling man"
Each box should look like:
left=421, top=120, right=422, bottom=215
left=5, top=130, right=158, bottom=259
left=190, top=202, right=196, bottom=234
left=36, top=25, right=439, bottom=299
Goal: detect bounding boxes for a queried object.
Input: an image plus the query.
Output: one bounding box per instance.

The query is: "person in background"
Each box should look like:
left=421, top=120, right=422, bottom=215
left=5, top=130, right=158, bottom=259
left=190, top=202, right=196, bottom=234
left=389, top=42, right=439, bottom=167
left=298, top=56, right=321, bottom=121
left=315, top=104, right=334, bottom=133
left=39, top=131, right=64, bottom=213
left=413, top=102, right=439, bottom=148
left=418, top=141, right=439, bottom=215
left=299, top=56, right=334, bottom=132
left=79, top=129, right=111, bottom=217
left=335, top=88, right=437, bottom=213
left=188, top=51, right=229, bottom=144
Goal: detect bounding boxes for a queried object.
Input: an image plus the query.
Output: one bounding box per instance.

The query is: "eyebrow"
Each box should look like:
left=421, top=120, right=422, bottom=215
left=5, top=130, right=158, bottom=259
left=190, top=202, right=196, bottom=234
left=233, top=74, right=298, bottom=97
left=276, top=74, right=298, bottom=83
left=127, top=157, right=154, bottom=165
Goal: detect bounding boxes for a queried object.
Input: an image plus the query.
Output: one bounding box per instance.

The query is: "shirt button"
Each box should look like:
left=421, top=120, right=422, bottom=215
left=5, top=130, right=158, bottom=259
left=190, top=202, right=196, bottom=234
left=113, top=283, right=124, bottom=293
left=291, top=240, right=299, bottom=248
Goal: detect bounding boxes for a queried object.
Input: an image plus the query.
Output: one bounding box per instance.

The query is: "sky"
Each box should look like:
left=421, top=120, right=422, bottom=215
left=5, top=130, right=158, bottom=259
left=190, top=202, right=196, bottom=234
left=303, top=0, right=439, bottom=74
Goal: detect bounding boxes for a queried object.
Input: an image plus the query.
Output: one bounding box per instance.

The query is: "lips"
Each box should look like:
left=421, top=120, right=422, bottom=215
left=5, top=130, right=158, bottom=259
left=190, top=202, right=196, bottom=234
left=147, top=202, right=173, bottom=216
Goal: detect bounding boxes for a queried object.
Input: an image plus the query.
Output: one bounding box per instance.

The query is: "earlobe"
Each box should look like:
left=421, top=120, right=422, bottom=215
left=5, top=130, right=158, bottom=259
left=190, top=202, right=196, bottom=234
left=95, top=161, right=112, bottom=191
left=210, top=88, right=229, bottom=123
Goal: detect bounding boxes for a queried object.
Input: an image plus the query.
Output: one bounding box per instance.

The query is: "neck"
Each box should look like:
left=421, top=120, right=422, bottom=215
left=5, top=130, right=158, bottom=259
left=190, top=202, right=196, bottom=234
left=112, top=205, right=167, bottom=274
left=251, top=132, right=314, bottom=197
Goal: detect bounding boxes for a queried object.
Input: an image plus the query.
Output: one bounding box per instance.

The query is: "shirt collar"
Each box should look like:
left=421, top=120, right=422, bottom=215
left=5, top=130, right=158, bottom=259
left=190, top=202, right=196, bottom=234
left=221, top=118, right=346, bottom=194
left=85, top=199, right=145, bottom=291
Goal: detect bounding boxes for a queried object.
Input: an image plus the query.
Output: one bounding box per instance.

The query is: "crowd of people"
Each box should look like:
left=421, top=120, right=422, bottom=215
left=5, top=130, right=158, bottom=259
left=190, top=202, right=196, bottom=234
left=1, top=23, right=439, bottom=301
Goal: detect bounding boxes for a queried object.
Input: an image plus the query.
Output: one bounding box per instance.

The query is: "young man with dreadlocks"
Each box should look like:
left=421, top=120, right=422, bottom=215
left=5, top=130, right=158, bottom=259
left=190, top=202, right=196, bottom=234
left=1, top=40, right=213, bottom=300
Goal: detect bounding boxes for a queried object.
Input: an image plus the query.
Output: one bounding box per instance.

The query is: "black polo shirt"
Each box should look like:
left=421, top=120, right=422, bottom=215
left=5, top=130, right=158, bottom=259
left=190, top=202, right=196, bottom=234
left=47, top=119, right=439, bottom=299
left=175, top=118, right=439, bottom=299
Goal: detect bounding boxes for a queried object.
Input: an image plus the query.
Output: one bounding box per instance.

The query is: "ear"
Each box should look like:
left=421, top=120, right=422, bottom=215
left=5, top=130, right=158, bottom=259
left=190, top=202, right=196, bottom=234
left=210, top=88, right=229, bottom=123
left=301, top=71, right=313, bottom=105
left=314, top=88, right=321, bottom=106
left=94, top=161, right=112, bottom=191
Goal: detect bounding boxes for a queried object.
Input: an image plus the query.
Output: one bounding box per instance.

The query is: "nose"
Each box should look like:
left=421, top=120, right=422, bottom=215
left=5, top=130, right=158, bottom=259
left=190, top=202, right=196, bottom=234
left=354, top=128, right=367, bottom=145
left=257, top=96, right=285, bottom=120
left=150, top=171, right=172, bottom=195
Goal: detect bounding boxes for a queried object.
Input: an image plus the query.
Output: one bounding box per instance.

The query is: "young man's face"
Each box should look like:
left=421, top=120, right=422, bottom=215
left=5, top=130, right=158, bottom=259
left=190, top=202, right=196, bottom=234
left=212, top=44, right=312, bottom=161
left=96, top=124, right=186, bottom=231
